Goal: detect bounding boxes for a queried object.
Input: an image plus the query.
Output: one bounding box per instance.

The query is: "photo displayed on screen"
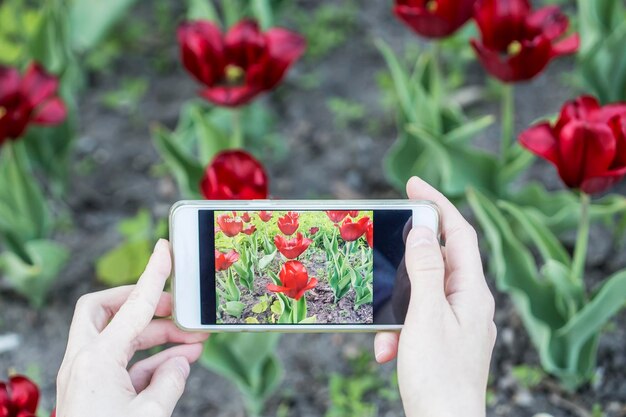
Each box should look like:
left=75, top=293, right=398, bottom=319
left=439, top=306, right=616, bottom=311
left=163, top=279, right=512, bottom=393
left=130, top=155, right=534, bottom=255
left=198, top=208, right=412, bottom=326
left=213, top=210, right=374, bottom=324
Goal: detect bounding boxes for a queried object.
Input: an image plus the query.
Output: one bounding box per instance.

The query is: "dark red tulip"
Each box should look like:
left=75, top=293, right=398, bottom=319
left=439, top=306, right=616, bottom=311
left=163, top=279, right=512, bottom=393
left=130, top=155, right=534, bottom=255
left=267, top=260, right=318, bottom=300
left=242, top=224, right=256, bottom=235
left=241, top=212, right=251, bottom=222
left=274, top=232, right=312, bottom=259
left=215, top=249, right=240, bottom=271
left=177, top=19, right=306, bottom=107
left=519, top=96, right=626, bottom=194
left=258, top=211, right=273, bottom=222
left=309, top=227, right=319, bottom=235
left=0, top=375, right=39, bottom=417
left=394, top=0, right=477, bottom=38
left=338, top=217, right=370, bottom=241
left=366, top=220, right=373, bottom=248
left=0, top=63, right=67, bottom=146
left=200, top=150, right=268, bottom=200
left=471, top=0, right=579, bottom=83
left=277, top=212, right=299, bottom=235
left=216, top=213, right=244, bottom=237
left=326, top=211, right=349, bottom=223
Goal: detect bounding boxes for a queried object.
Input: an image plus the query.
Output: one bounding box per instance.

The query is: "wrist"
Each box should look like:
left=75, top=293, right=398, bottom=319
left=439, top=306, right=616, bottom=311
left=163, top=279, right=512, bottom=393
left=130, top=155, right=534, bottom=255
left=402, top=390, right=486, bottom=417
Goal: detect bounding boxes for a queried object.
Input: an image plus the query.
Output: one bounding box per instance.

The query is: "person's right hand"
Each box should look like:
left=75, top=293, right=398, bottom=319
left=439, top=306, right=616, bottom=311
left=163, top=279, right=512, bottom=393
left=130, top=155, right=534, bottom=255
left=375, top=177, right=497, bottom=417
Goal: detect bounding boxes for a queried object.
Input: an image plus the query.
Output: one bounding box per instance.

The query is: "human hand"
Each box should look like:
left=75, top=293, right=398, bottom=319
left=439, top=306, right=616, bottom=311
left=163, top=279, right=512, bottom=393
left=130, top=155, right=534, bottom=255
left=55, top=239, right=209, bottom=417
left=374, top=177, right=497, bottom=417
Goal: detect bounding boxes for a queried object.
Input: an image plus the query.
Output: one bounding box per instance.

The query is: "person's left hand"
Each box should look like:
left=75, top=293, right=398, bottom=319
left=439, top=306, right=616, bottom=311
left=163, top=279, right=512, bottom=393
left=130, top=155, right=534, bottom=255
left=55, top=239, right=208, bottom=417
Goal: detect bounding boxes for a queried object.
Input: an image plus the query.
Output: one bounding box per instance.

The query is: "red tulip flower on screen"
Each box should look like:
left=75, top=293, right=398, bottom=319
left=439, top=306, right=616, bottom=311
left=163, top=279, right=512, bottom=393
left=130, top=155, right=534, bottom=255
left=338, top=217, right=370, bottom=241
left=216, top=213, right=244, bottom=237
left=366, top=220, right=373, bottom=248
left=277, top=212, right=299, bottom=235
left=0, top=63, right=67, bottom=146
left=242, top=224, right=256, bottom=235
left=0, top=375, right=40, bottom=417
left=309, top=226, right=319, bottom=235
left=394, top=0, right=477, bottom=38
left=267, top=260, right=318, bottom=300
left=326, top=210, right=349, bottom=223
left=519, top=96, right=626, bottom=194
left=471, top=0, right=579, bottom=83
left=258, top=211, right=272, bottom=222
left=274, top=232, right=313, bottom=259
left=240, top=212, right=251, bottom=222
left=215, top=249, right=240, bottom=271
left=177, top=19, right=306, bottom=107
left=200, top=150, right=268, bottom=200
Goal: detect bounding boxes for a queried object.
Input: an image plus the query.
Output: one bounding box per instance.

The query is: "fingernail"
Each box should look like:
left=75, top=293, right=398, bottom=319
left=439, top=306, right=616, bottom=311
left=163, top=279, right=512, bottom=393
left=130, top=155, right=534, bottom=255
left=375, top=348, right=388, bottom=362
left=408, top=226, right=436, bottom=248
left=154, top=238, right=168, bottom=252
left=174, top=357, right=190, bottom=378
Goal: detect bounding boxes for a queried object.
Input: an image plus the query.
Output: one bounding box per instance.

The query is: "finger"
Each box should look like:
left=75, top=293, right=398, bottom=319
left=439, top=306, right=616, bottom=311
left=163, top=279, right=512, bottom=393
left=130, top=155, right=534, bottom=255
left=64, top=288, right=172, bottom=365
left=374, top=332, right=399, bottom=363
left=129, top=343, right=204, bottom=392
left=99, top=239, right=172, bottom=362
left=130, top=319, right=208, bottom=357
left=404, top=226, right=446, bottom=306
left=406, top=176, right=485, bottom=286
left=134, top=356, right=191, bottom=417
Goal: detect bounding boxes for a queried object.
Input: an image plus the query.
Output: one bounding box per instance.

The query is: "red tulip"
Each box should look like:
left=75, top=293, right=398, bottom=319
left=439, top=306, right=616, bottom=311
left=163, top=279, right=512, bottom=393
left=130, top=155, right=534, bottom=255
left=242, top=224, right=256, bottom=235
left=338, top=217, right=370, bottom=241
left=366, top=220, right=373, bottom=248
left=471, top=0, right=579, bottom=83
left=200, top=150, right=268, bottom=200
left=277, top=212, right=299, bottom=235
left=348, top=211, right=359, bottom=217
left=519, top=96, right=626, bottom=194
left=215, top=249, right=240, bottom=271
left=0, top=375, right=39, bottom=417
left=177, top=19, right=306, bottom=107
left=0, top=63, right=67, bottom=146
left=241, top=212, right=251, bottom=222
left=258, top=211, right=273, bottom=222
left=394, top=0, right=477, bottom=38
left=274, top=232, right=312, bottom=259
left=216, top=213, right=243, bottom=237
left=267, top=260, right=318, bottom=300
left=326, top=210, right=349, bottom=223
left=309, top=226, right=319, bottom=235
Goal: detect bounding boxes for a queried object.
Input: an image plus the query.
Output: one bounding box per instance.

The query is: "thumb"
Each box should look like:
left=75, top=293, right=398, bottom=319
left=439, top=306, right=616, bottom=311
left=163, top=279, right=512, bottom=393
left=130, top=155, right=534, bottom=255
left=404, top=226, right=446, bottom=308
left=135, top=356, right=191, bottom=417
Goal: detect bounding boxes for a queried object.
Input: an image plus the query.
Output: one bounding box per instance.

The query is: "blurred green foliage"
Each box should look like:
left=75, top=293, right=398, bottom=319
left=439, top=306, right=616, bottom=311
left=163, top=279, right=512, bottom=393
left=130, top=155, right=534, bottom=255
left=96, top=209, right=168, bottom=287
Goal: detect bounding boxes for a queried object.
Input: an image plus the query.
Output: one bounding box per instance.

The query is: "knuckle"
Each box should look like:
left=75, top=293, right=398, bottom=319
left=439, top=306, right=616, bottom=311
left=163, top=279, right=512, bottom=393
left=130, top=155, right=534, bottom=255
left=123, top=290, right=157, bottom=321
left=75, top=293, right=95, bottom=312
left=489, top=321, right=498, bottom=345
left=166, top=369, right=187, bottom=392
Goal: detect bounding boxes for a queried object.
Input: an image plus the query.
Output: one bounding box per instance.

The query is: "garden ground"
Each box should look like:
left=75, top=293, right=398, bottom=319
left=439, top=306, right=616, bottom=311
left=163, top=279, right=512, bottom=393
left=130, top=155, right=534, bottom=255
left=1, top=1, right=625, bottom=416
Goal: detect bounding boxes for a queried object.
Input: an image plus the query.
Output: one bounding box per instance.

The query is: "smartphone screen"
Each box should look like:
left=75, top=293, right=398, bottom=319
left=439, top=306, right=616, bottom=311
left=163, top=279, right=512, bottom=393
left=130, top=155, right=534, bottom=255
left=197, top=209, right=412, bottom=326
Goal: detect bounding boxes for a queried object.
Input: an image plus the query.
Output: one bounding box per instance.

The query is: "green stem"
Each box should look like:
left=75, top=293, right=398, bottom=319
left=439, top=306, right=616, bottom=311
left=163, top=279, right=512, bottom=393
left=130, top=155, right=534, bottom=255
left=291, top=297, right=298, bottom=323
left=231, top=109, right=243, bottom=149
left=500, top=83, right=515, bottom=163
left=430, top=41, right=443, bottom=104
left=571, top=193, right=591, bottom=288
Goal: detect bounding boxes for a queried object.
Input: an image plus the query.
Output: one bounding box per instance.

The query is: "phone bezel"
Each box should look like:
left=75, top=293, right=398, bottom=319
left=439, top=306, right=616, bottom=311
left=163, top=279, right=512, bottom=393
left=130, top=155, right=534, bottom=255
left=170, top=200, right=440, bottom=332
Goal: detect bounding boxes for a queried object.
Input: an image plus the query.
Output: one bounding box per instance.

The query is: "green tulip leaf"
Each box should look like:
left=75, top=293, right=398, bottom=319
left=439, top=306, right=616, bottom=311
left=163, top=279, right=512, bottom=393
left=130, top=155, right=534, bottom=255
left=96, top=239, right=152, bottom=286
left=0, top=239, right=69, bottom=308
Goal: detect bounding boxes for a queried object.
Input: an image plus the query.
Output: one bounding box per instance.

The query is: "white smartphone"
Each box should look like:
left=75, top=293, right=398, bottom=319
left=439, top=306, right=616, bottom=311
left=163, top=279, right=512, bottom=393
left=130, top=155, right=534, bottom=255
left=170, top=200, right=440, bottom=332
